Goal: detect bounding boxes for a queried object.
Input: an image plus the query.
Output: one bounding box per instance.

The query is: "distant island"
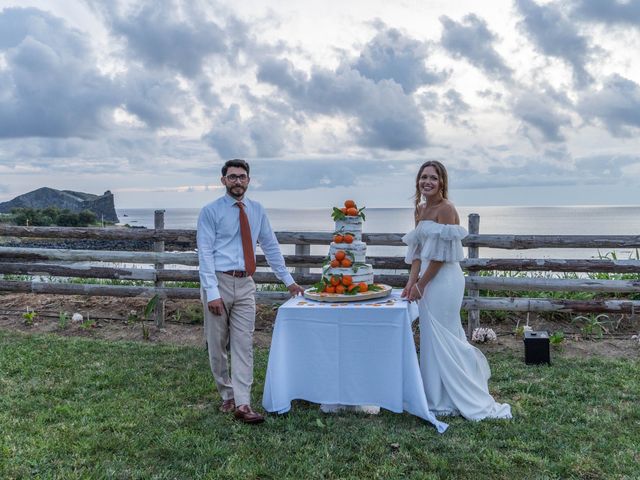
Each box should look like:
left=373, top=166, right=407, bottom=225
left=0, top=187, right=119, bottom=223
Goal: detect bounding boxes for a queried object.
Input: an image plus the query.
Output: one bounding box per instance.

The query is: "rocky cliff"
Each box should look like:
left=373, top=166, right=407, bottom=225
left=0, top=187, right=119, bottom=223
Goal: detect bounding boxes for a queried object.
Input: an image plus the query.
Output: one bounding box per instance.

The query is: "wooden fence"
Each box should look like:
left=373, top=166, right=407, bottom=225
left=1, top=211, right=639, bottom=335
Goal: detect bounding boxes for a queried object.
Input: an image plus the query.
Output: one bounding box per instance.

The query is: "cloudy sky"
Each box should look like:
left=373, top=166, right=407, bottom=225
left=0, top=0, right=639, bottom=209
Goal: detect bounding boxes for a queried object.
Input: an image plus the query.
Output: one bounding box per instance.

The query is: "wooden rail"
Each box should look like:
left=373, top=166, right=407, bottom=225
left=3, top=224, right=639, bottom=248
left=1, top=212, right=639, bottom=330
left=2, top=262, right=637, bottom=292
left=2, top=280, right=638, bottom=314
left=3, top=248, right=639, bottom=272
left=463, top=258, right=640, bottom=273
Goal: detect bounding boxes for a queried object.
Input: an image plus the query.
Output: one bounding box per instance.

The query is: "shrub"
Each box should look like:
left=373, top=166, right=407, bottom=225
left=10, top=207, right=97, bottom=227
left=78, top=210, right=97, bottom=225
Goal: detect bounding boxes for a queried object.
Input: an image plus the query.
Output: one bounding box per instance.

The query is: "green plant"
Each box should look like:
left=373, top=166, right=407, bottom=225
left=549, top=331, right=565, bottom=345
left=22, top=309, right=37, bottom=326
left=81, top=316, right=96, bottom=330
left=572, top=314, right=611, bottom=339
left=174, top=304, right=203, bottom=324
left=2, top=274, right=31, bottom=281
left=165, top=281, right=200, bottom=288
left=256, top=283, right=288, bottom=292
left=58, top=311, right=69, bottom=330
left=140, top=295, right=160, bottom=340
left=10, top=206, right=98, bottom=227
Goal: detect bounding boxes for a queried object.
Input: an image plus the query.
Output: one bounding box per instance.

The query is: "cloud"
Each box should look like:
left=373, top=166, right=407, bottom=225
left=257, top=57, right=428, bottom=151
left=121, top=66, right=187, bottom=129
left=86, top=0, right=267, bottom=127
left=418, top=89, right=472, bottom=127
left=569, top=0, right=640, bottom=26
left=0, top=7, right=191, bottom=139
left=202, top=104, right=290, bottom=158
left=353, top=21, right=447, bottom=94
left=451, top=154, right=602, bottom=189
left=88, top=0, right=232, bottom=78
left=449, top=149, right=640, bottom=190
left=0, top=126, right=215, bottom=178
left=0, top=7, right=119, bottom=138
left=440, top=14, right=513, bottom=81
left=512, top=90, right=572, bottom=143
left=249, top=158, right=405, bottom=191
left=575, top=154, right=640, bottom=177
left=578, top=74, right=640, bottom=136
left=476, top=89, right=503, bottom=101
left=515, top=0, right=594, bottom=87
left=442, top=89, right=471, bottom=126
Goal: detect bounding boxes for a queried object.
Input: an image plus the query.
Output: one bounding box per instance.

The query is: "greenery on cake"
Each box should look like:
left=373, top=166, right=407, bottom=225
left=331, top=199, right=366, bottom=221
left=311, top=272, right=380, bottom=295
left=351, top=262, right=368, bottom=273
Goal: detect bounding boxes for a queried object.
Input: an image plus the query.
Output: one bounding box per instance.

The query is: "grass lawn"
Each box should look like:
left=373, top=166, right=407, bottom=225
left=1, top=330, right=638, bottom=479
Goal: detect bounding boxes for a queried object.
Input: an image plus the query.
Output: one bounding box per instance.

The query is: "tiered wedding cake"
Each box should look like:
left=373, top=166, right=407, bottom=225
left=320, top=200, right=374, bottom=293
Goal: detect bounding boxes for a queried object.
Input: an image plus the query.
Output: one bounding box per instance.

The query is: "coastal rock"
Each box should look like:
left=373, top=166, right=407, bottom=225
left=0, top=187, right=119, bottom=223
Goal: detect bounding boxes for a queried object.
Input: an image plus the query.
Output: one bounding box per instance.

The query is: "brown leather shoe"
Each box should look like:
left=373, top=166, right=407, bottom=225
left=219, top=398, right=235, bottom=413
left=234, top=404, right=265, bottom=424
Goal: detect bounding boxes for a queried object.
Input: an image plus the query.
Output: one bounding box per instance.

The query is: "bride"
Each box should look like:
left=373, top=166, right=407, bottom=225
left=402, top=161, right=511, bottom=420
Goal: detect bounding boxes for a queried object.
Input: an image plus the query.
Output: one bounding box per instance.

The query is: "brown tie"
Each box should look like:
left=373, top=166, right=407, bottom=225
left=236, top=202, right=256, bottom=276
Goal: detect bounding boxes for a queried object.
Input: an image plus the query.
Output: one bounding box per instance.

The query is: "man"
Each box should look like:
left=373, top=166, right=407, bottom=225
left=197, top=158, right=304, bottom=424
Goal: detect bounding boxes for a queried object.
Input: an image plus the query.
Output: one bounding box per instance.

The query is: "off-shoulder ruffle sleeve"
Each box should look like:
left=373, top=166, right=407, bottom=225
left=422, top=223, right=467, bottom=262
left=401, top=228, right=421, bottom=264
left=402, top=222, right=468, bottom=264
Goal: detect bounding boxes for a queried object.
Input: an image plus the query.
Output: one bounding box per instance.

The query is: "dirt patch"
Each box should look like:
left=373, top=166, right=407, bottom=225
left=0, top=293, right=276, bottom=348
left=1, top=293, right=639, bottom=358
left=478, top=334, right=640, bottom=360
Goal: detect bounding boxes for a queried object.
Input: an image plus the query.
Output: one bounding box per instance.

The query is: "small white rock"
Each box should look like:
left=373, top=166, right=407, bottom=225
left=72, top=313, right=83, bottom=322
left=320, top=404, right=343, bottom=413
left=355, top=405, right=381, bottom=415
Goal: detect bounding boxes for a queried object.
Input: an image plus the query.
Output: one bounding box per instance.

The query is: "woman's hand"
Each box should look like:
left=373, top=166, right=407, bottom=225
left=401, top=279, right=416, bottom=299
left=407, top=282, right=424, bottom=302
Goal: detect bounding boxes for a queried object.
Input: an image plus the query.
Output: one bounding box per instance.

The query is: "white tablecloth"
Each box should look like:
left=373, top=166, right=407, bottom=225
left=262, top=290, right=448, bottom=433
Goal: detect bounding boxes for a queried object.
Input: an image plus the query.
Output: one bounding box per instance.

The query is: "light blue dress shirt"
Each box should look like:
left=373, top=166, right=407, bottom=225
left=197, top=194, right=295, bottom=301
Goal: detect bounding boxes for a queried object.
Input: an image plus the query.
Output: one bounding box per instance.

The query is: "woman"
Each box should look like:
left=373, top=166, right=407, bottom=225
left=402, top=161, right=511, bottom=420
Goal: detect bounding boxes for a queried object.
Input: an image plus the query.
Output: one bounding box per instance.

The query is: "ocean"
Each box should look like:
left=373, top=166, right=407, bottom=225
left=116, top=205, right=640, bottom=260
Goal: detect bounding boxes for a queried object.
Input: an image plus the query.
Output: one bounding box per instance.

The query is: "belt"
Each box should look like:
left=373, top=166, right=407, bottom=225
left=221, top=270, right=250, bottom=278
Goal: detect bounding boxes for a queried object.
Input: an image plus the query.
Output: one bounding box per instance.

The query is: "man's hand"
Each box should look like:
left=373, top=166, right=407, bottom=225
left=287, top=283, right=305, bottom=297
left=207, top=298, right=225, bottom=316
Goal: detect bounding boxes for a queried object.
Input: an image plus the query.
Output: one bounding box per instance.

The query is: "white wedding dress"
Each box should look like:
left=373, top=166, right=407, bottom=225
left=403, top=221, right=512, bottom=421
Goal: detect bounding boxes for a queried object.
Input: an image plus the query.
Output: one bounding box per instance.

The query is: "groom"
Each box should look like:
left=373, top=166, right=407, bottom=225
left=197, top=158, right=304, bottom=424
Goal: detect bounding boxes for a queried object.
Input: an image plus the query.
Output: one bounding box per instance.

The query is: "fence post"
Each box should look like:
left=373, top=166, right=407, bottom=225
left=154, top=210, right=166, bottom=327
left=294, top=243, right=311, bottom=275
left=467, top=213, right=480, bottom=337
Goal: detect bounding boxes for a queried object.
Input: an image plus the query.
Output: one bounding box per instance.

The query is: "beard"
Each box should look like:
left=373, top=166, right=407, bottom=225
left=226, top=184, right=246, bottom=199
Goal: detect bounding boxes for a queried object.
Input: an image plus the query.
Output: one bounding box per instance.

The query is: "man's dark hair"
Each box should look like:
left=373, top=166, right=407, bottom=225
left=222, top=159, right=250, bottom=176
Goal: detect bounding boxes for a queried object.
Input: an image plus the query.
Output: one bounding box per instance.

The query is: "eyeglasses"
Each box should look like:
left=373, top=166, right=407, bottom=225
left=225, top=174, right=248, bottom=182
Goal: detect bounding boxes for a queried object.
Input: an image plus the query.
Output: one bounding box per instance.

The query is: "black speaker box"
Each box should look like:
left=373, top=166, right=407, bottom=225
left=524, top=330, right=550, bottom=365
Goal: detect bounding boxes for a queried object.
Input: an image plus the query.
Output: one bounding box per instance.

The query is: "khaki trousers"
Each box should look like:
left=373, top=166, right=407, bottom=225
left=202, top=273, right=256, bottom=406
